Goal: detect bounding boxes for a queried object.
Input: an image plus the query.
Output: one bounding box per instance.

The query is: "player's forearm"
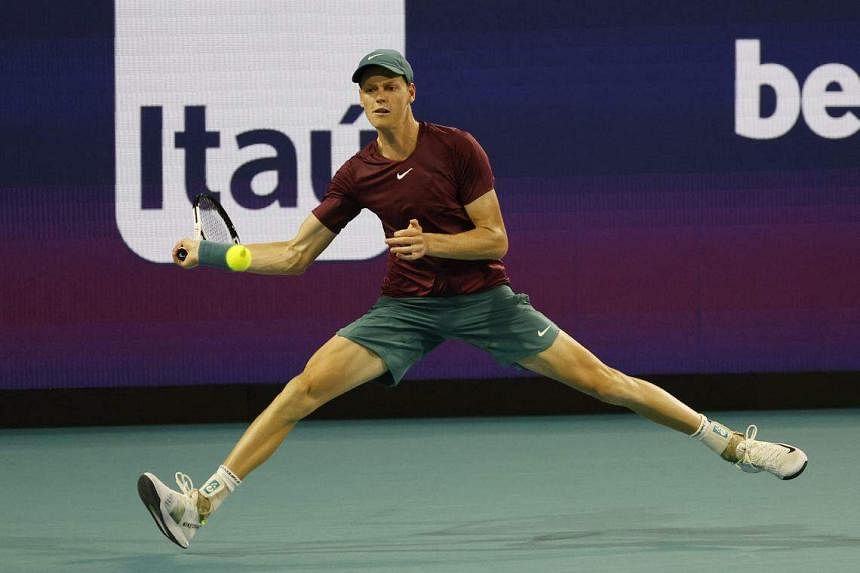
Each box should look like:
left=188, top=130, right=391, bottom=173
left=244, top=241, right=313, bottom=275
left=242, top=214, right=334, bottom=275
left=424, top=226, right=508, bottom=260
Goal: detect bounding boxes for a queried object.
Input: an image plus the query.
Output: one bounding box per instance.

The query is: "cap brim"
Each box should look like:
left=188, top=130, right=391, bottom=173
left=352, top=63, right=410, bottom=84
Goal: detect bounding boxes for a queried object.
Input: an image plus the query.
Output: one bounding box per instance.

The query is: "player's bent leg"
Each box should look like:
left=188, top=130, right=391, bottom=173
left=224, top=335, right=388, bottom=478
left=138, top=335, right=387, bottom=548
left=518, top=330, right=701, bottom=434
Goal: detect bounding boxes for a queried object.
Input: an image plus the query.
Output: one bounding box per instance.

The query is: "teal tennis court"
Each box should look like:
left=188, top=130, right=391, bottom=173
left=2, top=409, right=858, bottom=572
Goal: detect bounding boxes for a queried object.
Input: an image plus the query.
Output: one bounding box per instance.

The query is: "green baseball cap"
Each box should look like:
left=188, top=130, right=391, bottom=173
left=352, top=49, right=414, bottom=84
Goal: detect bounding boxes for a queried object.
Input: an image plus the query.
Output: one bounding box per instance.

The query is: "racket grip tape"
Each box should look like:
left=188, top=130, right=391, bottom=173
left=177, top=248, right=188, bottom=261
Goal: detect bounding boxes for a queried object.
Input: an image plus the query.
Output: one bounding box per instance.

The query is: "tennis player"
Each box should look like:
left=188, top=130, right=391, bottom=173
left=138, top=49, right=808, bottom=549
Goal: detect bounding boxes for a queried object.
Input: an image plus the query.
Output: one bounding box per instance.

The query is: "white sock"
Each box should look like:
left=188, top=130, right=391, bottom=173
left=199, top=464, right=242, bottom=515
left=689, top=413, right=733, bottom=455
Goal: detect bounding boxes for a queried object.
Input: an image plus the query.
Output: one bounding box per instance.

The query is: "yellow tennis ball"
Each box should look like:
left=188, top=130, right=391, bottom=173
left=225, top=245, right=252, bottom=272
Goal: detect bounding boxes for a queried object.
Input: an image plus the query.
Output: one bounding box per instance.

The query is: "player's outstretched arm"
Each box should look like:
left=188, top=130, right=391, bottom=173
left=385, top=189, right=508, bottom=261
left=171, top=213, right=336, bottom=275
left=243, top=213, right=336, bottom=275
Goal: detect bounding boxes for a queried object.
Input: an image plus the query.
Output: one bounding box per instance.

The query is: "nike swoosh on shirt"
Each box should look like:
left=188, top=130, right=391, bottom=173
left=537, top=325, right=551, bottom=336
left=396, top=168, right=414, bottom=180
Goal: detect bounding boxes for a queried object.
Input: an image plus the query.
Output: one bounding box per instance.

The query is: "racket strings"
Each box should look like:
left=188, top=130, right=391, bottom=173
left=198, top=198, right=235, bottom=243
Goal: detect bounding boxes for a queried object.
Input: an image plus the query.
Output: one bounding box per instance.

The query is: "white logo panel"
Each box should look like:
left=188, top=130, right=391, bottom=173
left=116, top=0, right=404, bottom=262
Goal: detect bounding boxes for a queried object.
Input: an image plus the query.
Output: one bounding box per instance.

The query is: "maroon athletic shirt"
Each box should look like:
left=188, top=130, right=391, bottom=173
left=312, top=122, right=510, bottom=297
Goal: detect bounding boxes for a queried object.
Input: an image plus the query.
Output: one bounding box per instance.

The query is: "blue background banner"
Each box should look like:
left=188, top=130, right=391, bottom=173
left=1, top=2, right=857, bottom=389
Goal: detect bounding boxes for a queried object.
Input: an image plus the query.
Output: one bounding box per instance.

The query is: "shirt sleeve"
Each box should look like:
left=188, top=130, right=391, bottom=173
left=455, top=130, right=495, bottom=205
left=311, top=161, right=362, bottom=234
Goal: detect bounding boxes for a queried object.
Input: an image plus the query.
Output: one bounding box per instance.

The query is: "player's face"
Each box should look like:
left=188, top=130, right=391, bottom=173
left=358, top=68, right=415, bottom=130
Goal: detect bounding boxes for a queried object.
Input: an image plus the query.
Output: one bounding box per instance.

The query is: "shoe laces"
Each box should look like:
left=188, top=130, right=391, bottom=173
left=736, top=424, right=783, bottom=471
left=174, top=472, right=208, bottom=524
left=175, top=472, right=195, bottom=496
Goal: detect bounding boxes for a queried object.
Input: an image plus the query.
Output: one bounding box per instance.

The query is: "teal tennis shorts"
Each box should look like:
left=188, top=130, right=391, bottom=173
left=337, top=285, right=560, bottom=386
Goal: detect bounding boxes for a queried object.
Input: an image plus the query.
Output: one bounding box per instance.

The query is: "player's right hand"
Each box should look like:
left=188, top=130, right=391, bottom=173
left=172, top=239, right=200, bottom=268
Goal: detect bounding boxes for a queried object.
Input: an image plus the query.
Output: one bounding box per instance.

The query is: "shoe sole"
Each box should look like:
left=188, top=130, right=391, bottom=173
left=781, top=458, right=808, bottom=481
left=137, top=474, right=188, bottom=549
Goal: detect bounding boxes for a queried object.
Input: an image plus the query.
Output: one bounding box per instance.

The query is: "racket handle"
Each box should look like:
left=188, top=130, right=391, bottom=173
left=177, top=248, right=188, bottom=261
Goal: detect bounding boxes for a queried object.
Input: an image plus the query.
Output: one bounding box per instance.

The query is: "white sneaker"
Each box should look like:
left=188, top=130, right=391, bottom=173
left=734, top=425, right=808, bottom=480
left=137, top=472, right=205, bottom=548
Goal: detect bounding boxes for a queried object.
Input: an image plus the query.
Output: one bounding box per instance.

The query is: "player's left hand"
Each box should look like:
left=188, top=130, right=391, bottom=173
left=385, top=219, right=426, bottom=260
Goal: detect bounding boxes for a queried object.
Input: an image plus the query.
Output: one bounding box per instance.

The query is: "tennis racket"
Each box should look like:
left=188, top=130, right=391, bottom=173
left=176, top=193, right=241, bottom=261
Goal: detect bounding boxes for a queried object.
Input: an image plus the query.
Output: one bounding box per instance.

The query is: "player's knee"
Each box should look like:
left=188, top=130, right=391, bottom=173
left=588, top=366, right=634, bottom=406
left=276, top=374, right=325, bottom=422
